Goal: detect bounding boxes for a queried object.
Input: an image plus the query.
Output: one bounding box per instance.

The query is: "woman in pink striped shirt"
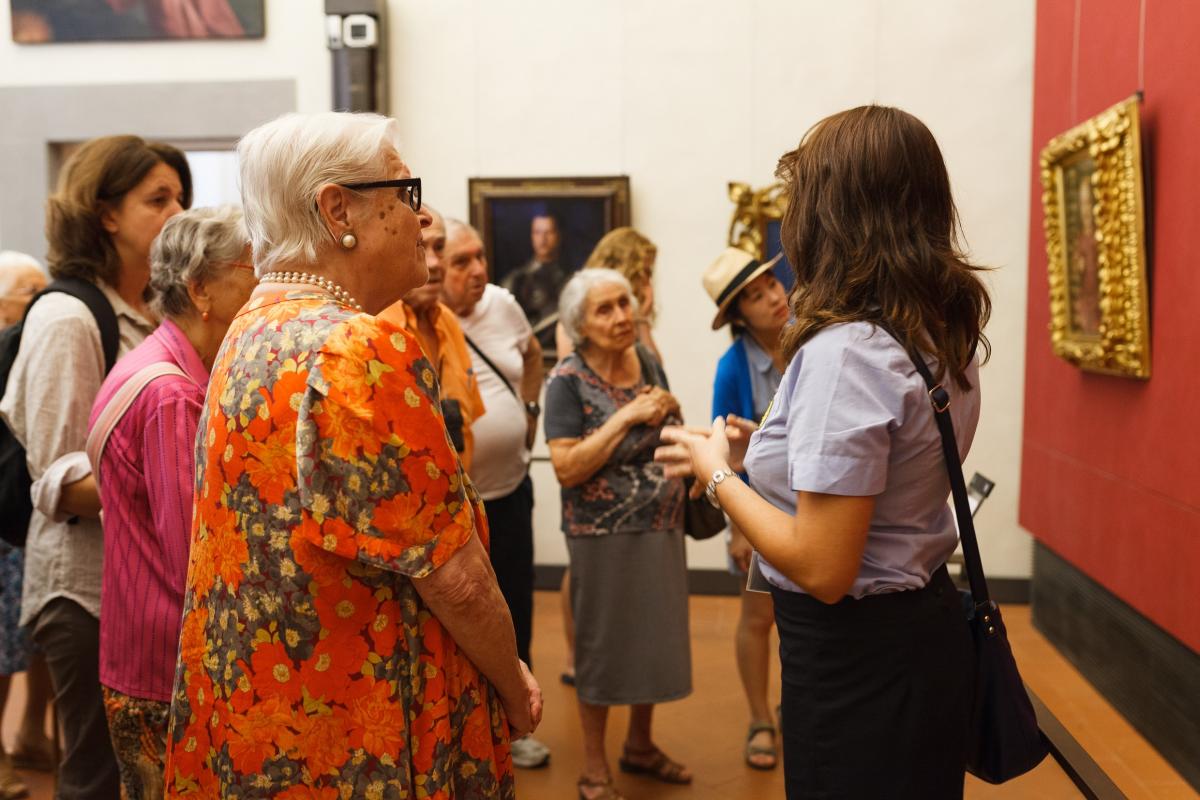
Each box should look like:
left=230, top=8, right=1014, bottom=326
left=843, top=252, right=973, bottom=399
left=87, top=205, right=257, bottom=800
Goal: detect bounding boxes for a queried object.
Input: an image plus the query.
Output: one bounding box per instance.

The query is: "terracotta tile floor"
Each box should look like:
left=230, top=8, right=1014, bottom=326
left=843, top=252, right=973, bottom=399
left=2, top=594, right=1194, bottom=799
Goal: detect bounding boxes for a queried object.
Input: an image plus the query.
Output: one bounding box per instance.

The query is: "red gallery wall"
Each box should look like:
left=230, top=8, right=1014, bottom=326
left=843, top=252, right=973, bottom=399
left=1022, top=0, right=1200, bottom=653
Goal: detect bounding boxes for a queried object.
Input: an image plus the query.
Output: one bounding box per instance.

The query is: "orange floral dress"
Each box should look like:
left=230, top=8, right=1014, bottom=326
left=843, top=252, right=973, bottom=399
left=164, top=289, right=515, bottom=799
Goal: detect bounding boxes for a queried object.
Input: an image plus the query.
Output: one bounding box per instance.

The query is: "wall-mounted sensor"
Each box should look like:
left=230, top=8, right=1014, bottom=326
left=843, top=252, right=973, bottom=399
left=342, top=14, right=377, bottom=49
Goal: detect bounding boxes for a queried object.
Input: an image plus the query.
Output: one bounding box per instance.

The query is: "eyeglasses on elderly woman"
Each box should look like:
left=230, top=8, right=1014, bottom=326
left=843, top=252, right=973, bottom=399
left=340, top=177, right=421, bottom=213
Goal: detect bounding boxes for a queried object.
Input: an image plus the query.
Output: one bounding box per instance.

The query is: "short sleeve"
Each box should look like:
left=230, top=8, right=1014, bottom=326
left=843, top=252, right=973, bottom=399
left=296, top=316, right=477, bottom=578
left=544, top=372, right=583, bottom=441
left=499, top=288, right=534, bottom=353
left=786, top=334, right=906, bottom=497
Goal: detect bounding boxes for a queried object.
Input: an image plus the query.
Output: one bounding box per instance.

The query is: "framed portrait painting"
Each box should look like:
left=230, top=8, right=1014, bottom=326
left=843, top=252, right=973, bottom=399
left=1040, top=94, right=1150, bottom=378
left=10, top=0, right=265, bottom=43
left=468, top=176, right=631, bottom=353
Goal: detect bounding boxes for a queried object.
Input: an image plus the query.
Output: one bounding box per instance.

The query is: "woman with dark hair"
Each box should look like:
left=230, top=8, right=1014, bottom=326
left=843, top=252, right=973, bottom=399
left=702, top=246, right=789, bottom=770
left=0, top=134, right=190, bottom=799
left=659, top=105, right=991, bottom=800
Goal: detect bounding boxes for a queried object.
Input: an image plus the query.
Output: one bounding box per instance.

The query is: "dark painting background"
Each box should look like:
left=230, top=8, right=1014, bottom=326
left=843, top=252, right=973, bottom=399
left=488, top=197, right=609, bottom=284
left=764, top=219, right=796, bottom=291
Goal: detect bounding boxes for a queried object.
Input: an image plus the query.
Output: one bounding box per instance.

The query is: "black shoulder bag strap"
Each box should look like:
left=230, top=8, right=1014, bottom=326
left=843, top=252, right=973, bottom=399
left=32, top=279, right=120, bottom=373
left=633, top=342, right=664, bottom=390
left=902, top=348, right=990, bottom=606
left=464, top=334, right=518, bottom=400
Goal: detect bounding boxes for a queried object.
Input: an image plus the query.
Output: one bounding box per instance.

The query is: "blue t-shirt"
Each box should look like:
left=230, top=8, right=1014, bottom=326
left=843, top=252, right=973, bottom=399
left=743, top=321, right=981, bottom=598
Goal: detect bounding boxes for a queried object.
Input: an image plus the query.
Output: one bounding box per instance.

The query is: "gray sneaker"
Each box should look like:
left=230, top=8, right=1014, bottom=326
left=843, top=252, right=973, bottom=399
left=510, top=735, right=551, bottom=769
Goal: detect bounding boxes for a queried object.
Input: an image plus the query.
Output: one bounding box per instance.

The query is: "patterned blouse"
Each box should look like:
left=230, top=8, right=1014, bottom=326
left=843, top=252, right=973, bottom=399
left=543, top=349, right=685, bottom=537
left=164, top=289, right=514, bottom=799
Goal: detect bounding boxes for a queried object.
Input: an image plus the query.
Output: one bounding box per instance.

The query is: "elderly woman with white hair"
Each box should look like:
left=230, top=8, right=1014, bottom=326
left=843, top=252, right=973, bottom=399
left=545, top=268, right=692, bottom=800
left=83, top=205, right=256, bottom=800
left=163, top=112, right=539, bottom=799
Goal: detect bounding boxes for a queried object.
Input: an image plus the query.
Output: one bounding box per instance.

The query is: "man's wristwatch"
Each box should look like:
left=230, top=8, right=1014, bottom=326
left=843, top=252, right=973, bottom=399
left=525, top=401, right=541, bottom=418
left=705, top=468, right=736, bottom=509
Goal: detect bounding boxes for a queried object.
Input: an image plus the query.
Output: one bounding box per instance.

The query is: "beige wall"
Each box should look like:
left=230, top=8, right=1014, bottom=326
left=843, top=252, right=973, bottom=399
left=0, top=0, right=1037, bottom=577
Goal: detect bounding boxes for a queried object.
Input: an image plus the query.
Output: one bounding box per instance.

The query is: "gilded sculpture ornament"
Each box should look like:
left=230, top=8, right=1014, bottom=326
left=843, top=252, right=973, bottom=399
left=727, top=181, right=786, bottom=260
left=1040, top=94, right=1150, bottom=378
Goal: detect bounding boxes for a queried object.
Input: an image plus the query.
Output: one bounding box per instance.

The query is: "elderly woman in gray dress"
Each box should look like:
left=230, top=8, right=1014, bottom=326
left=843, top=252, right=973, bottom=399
left=545, top=268, right=691, bottom=800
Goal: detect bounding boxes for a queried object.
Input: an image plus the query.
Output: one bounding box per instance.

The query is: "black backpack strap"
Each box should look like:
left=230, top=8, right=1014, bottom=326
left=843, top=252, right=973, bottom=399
left=464, top=333, right=518, bottom=400
left=880, top=326, right=991, bottom=606
left=27, top=279, right=120, bottom=373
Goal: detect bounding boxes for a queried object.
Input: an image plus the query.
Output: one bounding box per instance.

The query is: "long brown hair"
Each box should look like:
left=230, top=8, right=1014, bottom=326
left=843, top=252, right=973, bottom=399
left=776, top=106, right=990, bottom=389
left=46, top=135, right=192, bottom=286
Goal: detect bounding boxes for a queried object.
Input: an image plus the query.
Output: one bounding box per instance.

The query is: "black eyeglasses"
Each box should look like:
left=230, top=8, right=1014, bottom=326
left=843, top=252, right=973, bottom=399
left=340, top=177, right=422, bottom=213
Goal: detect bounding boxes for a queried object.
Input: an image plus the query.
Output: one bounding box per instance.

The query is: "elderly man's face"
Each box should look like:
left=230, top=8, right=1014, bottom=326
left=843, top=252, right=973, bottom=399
left=530, top=216, right=560, bottom=264
left=0, top=264, right=46, bottom=327
left=403, top=208, right=446, bottom=314
left=441, top=227, right=489, bottom=316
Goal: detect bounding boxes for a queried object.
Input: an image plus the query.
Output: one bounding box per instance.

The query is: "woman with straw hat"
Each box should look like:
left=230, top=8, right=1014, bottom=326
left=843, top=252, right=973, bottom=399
left=703, top=246, right=789, bottom=771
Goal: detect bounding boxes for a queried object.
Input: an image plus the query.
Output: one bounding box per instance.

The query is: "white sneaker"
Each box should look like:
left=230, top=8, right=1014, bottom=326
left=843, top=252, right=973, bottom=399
left=510, top=735, right=551, bottom=769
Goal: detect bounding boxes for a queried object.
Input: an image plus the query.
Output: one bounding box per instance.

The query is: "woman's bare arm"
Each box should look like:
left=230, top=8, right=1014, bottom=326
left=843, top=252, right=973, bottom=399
left=412, top=534, right=542, bottom=736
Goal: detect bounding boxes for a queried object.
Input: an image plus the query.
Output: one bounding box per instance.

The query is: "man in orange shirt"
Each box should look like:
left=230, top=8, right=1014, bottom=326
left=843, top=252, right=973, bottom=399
left=383, top=206, right=486, bottom=470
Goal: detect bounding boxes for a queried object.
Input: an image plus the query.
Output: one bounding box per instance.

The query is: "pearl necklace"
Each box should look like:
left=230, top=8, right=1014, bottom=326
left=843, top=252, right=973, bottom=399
left=262, top=271, right=364, bottom=312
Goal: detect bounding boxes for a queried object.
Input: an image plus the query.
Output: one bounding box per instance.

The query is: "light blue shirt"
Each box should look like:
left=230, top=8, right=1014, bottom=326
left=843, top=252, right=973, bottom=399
left=743, top=321, right=980, bottom=598
left=743, top=334, right=782, bottom=421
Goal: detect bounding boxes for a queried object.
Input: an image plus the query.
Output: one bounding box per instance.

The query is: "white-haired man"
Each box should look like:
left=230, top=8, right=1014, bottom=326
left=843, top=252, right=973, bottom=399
left=441, top=219, right=550, bottom=768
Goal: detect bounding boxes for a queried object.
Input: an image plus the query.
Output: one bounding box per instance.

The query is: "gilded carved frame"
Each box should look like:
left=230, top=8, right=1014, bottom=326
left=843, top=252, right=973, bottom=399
left=727, top=181, right=786, bottom=260
left=1040, top=94, right=1150, bottom=378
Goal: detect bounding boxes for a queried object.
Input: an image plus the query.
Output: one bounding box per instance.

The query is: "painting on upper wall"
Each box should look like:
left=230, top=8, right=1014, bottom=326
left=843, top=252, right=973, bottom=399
left=10, top=0, right=265, bottom=43
left=1041, top=94, right=1150, bottom=379
left=468, top=176, right=631, bottom=355
left=727, top=181, right=794, bottom=292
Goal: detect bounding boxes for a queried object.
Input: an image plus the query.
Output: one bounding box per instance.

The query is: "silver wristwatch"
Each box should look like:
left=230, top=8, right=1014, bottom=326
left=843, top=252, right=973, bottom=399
left=705, top=468, right=736, bottom=509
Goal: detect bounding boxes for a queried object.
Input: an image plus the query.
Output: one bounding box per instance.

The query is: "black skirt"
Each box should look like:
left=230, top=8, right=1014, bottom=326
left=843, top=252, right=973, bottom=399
left=771, top=566, right=973, bottom=800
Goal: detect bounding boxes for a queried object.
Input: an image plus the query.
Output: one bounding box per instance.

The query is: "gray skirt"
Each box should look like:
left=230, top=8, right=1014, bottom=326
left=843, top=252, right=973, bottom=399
left=566, top=528, right=692, bottom=706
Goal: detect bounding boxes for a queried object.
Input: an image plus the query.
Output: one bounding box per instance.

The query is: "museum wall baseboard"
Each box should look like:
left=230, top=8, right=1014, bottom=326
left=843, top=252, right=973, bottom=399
left=1032, top=542, right=1200, bottom=793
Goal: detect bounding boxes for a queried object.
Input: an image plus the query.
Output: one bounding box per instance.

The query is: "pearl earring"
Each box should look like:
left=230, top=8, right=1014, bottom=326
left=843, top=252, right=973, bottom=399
left=201, top=310, right=210, bottom=322
left=341, top=232, right=358, bottom=250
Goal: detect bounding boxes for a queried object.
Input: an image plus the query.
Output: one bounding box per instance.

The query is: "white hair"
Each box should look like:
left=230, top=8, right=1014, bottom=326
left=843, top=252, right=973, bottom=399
left=558, top=268, right=638, bottom=348
left=0, top=251, right=44, bottom=295
left=147, top=205, right=248, bottom=319
left=443, top=217, right=477, bottom=245
left=0, top=251, right=42, bottom=273
left=237, top=111, right=402, bottom=275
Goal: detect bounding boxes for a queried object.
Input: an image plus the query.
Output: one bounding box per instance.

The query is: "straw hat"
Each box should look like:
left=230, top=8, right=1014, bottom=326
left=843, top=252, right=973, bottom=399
left=702, top=247, right=783, bottom=330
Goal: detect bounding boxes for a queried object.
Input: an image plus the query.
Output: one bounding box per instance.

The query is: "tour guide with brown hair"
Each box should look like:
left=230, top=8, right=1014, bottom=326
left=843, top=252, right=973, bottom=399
left=659, top=105, right=992, bottom=800
left=163, top=112, right=540, bottom=798
left=0, top=134, right=191, bottom=799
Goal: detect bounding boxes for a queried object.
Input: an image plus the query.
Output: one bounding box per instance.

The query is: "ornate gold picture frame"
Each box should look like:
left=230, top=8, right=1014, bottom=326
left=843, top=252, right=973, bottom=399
left=1040, top=94, right=1150, bottom=378
left=727, top=181, right=793, bottom=289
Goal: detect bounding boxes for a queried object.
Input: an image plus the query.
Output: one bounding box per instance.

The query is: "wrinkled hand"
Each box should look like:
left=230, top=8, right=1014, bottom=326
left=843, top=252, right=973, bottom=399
left=727, top=528, right=753, bottom=574
left=502, top=660, right=543, bottom=739
left=656, top=416, right=734, bottom=482
left=622, top=386, right=679, bottom=428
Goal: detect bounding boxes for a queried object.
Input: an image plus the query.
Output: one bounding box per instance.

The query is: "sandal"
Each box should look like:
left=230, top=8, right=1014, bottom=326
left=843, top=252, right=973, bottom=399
left=618, top=744, right=692, bottom=785
left=0, top=754, right=28, bottom=800
left=577, top=775, right=625, bottom=800
left=744, top=721, right=778, bottom=770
